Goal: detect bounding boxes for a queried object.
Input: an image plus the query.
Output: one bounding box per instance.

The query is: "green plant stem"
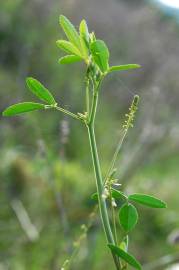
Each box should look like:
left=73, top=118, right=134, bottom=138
left=87, top=125, right=120, bottom=270
left=56, top=106, right=79, bottom=120
left=109, top=186, right=118, bottom=245
left=87, top=124, right=114, bottom=242
left=104, top=128, right=128, bottom=184
left=85, top=77, right=90, bottom=115
left=87, top=86, right=121, bottom=270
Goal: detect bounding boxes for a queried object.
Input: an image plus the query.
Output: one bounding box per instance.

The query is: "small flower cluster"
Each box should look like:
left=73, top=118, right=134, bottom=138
left=102, top=186, right=117, bottom=208
left=123, top=95, right=139, bottom=131
left=102, top=169, right=121, bottom=208
left=61, top=259, right=69, bottom=270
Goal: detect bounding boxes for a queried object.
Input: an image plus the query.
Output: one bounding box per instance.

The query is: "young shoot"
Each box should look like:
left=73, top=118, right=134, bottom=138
left=2, top=15, right=167, bottom=270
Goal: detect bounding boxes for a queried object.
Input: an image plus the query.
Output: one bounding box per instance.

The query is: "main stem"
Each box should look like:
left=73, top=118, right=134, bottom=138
left=87, top=90, right=120, bottom=270
left=87, top=125, right=114, bottom=242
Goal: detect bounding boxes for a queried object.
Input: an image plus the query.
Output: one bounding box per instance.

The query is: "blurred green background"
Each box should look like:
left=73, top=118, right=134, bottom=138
left=0, top=0, right=179, bottom=269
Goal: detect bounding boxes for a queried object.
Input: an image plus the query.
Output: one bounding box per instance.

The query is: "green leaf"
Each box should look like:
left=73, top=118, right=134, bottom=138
left=91, top=192, right=98, bottom=201
left=108, top=244, right=141, bottom=270
left=111, top=188, right=127, bottom=200
left=58, top=55, right=82, bottom=64
left=59, top=15, right=81, bottom=50
left=26, top=77, right=56, bottom=105
left=108, top=64, right=141, bottom=73
left=90, top=40, right=109, bottom=72
left=56, top=40, right=81, bottom=56
left=129, top=193, right=167, bottom=208
left=119, top=203, right=138, bottom=232
left=79, top=19, right=89, bottom=45
left=79, top=19, right=89, bottom=59
left=2, top=102, right=45, bottom=116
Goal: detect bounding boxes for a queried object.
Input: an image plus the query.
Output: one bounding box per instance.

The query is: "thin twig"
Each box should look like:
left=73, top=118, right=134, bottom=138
left=61, top=206, right=98, bottom=270
left=55, top=106, right=79, bottom=120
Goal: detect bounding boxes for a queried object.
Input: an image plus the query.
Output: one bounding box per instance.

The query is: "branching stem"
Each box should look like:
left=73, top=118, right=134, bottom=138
left=87, top=80, right=121, bottom=270
left=104, top=129, right=128, bottom=184
left=55, top=75, right=122, bottom=269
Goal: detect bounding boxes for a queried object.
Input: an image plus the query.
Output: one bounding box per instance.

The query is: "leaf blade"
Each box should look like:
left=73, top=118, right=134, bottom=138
left=59, top=15, right=81, bottom=50
left=2, top=102, right=45, bottom=116
left=56, top=40, right=81, bottom=56
left=108, top=64, right=141, bottom=73
left=58, top=55, right=82, bottom=64
left=108, top=244, right=142, bottom=270
left=26, top=77, right=56, bottom=105
left=79, top=19, right=89, bottom=45
left=119, top=203, right=138, bottom=232
left=129, top=193, right=167, bottom=208
left=111, top=188, right=127, bottom=200
left=90, top=40, right=109, bottom=72
left=79, top=19, right=89, bottom=59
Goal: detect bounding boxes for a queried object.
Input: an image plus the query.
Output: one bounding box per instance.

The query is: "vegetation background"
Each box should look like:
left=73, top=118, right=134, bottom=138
left=0, top=0, right=179, bottom=269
